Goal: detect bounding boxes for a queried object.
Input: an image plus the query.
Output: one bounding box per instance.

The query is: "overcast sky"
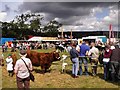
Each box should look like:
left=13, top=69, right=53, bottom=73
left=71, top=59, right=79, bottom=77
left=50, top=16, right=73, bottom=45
left=0, top=0, right=119, bottom=32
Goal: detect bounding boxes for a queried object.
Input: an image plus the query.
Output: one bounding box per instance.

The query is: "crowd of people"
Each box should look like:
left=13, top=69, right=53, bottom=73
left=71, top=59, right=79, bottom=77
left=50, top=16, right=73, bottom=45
left=2, top=41, right=56, bottom=52
left=69, top=41, right=120, bottom=82
left=1, top=40, right=120, bottom=89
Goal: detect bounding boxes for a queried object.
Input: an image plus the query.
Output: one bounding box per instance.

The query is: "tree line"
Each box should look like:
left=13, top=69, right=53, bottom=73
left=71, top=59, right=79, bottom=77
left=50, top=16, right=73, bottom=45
left=1, top=12, right=62, bottom=40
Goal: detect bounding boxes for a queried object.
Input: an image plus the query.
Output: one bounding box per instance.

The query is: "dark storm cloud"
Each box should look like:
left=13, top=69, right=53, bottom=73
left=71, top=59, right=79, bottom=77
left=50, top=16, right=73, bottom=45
left=18, top=2, right=91, bottom=21
left=19, top=2, right=117, bottom=11
left=18, top=2, right=118, bottom=25
left=60, top=2, right=117, bottom=8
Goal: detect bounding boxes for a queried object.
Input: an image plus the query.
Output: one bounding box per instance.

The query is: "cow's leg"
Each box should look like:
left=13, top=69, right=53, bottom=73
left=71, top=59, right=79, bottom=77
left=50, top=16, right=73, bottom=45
left=45, top=64, right=51, bottom=73
left=41, top=66, right=45, bottom=74
left=44, top=66, right=48, bottom=73
left=45, top=68, right=47, bottom=73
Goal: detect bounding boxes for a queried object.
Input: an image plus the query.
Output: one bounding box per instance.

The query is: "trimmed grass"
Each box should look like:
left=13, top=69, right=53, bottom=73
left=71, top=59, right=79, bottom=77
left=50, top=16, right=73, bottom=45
left=1, top=48, right=119, bottom=88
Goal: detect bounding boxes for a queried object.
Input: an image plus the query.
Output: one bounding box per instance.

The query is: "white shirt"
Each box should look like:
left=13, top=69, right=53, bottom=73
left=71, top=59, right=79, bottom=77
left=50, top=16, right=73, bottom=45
left=110, top=46, right=115, bottom=50
left=11, top=43, right=14, bottom=47
left=14, top=57, right=32, bottom=78
left=88, top=46, right=99, bottom=60
left=6, top=57, right=13, bottom=71
left=66, top=46, right=72, bottom=53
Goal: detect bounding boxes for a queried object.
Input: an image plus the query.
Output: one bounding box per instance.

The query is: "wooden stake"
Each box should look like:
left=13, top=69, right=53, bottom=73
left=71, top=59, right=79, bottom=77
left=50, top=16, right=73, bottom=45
left=70, top=29, right=72, bottom=43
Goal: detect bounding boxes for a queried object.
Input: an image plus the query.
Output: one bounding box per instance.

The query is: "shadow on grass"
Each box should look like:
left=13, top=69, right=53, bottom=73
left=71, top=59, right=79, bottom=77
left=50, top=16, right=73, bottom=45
left=65, top=69, right=72, bottom=75
left=97, top=73, right=104, bottom=79
left=52, top=62, right=60, bottom=65
left=61, top=69, right=73, bottom=77
left=97, top=73, right=120, bottom=87
left=64, top=69, right=120, bottom=87
left=33, top=68, right=51, bottom=74
left=64, top=69, right=96, bottom=77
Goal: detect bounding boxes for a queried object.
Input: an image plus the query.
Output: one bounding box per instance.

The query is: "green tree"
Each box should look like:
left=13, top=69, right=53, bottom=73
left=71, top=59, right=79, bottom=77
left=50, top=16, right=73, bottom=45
left=43, top=20, right=62, bottom=37
left=12, top=12, right=43, bottom=39
left=2, top=13, right=63, bottom=39
left=2, top=22, right=18, bottom=38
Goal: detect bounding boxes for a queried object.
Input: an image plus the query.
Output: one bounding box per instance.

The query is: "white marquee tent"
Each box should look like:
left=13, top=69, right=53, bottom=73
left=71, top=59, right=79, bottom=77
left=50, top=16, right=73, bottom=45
left=28, top=36, right=42, bottom=41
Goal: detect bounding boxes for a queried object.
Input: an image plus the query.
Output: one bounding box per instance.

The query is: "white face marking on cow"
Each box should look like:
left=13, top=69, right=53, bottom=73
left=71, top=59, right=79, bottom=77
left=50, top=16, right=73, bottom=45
left=62, top=55, right=67, bottom=60
left=57, top=57, right=61, bottom=60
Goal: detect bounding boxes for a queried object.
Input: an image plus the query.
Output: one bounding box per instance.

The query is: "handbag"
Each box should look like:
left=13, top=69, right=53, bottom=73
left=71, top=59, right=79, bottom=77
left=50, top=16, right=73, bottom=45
left=21, top=58, right=35, bottom=82
left=103, top=58, right=110, bottom=63
left=29, top=72, right=35, bottom=82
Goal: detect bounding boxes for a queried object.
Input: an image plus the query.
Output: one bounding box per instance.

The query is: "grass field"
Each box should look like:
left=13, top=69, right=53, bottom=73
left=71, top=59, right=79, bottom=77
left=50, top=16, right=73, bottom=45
left=1, top=48, right=120, bottom=89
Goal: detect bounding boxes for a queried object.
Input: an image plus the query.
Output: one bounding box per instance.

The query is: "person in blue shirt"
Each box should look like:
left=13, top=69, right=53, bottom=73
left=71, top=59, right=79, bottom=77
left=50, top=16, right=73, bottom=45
left=76, top=41, right=90, bottom=76
left=70, top=43, right=79, bottom=78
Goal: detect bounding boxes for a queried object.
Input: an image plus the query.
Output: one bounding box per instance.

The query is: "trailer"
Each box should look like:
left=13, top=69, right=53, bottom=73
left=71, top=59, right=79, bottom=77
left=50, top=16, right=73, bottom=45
left=80, top=36, right=107, bottom=44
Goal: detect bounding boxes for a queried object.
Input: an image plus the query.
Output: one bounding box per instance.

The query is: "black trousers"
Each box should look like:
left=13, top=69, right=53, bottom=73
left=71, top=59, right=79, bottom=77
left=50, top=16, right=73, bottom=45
left=8, top=70, right=13, bottom=77
left=110, top=61, right=120, bottom=81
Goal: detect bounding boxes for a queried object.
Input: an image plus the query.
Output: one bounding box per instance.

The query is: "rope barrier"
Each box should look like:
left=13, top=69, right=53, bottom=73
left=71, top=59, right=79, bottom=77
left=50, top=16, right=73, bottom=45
left=61, top=55, right=103, bottom=73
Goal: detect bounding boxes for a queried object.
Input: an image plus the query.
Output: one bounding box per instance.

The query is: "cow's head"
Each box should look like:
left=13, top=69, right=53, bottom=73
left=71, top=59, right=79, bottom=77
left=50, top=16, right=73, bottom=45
left=53, top=51, right=61, bottom=61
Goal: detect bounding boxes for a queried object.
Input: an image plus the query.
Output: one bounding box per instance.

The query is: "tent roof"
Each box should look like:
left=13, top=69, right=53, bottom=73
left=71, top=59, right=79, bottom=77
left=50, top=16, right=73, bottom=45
left=28, top=36, right=42, bottom=41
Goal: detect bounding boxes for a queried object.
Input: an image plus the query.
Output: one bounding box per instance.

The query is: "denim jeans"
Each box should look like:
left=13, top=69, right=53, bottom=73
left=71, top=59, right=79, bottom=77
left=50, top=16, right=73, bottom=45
left=79, top=57, right=88, bottom=75
left=71, top=57, right=79, bottom=76
left=103, top=62, right=109, bottom=80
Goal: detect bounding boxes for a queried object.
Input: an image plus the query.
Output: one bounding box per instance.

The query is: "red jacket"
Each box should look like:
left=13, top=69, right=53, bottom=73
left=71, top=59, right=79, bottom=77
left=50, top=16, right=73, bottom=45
left=104, top=49, right=112, bottom=58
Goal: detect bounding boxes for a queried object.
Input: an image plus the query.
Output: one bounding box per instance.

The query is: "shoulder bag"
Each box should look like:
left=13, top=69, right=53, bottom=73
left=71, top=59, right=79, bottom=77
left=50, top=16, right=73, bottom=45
left=21, top=58, right=35, bottom=82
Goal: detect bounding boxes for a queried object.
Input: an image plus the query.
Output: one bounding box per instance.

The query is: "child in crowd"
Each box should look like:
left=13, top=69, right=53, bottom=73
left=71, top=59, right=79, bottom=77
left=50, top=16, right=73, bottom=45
left=6, top=54, right=13, bottom=77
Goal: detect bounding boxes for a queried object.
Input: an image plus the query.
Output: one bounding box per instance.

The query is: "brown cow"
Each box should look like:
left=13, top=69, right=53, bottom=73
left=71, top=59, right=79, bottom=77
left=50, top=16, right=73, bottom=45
left=39, top=51, right=61, bottom=72
left=11, top=50, right=61, bottom=73
left=11, top=53, right=17, bottom=67
left=26, top=50, right=40, bottom=66
left=0, top=54, right=4, bottom=66
left=26, top=50, right=61, bottom=73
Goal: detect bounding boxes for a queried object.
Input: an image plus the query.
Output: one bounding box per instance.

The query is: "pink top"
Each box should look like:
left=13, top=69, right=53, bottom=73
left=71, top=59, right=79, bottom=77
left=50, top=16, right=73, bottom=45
left=14, top=57, right=32, bottom=78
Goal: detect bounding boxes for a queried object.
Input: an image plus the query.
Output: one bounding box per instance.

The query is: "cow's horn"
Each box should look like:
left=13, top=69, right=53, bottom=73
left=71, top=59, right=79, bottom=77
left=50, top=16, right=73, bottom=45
left=56, top=49, right=59, bottom=53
